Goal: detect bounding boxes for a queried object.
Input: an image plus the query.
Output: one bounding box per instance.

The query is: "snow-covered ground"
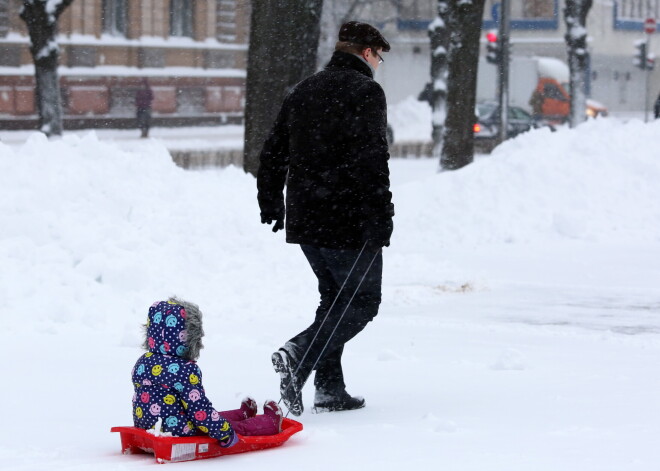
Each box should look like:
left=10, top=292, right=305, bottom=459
left=1, top=115, right=659, bottom=471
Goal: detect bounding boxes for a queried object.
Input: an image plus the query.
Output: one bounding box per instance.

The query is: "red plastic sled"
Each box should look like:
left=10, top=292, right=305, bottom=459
left=111, top=418, right=303, bottom=464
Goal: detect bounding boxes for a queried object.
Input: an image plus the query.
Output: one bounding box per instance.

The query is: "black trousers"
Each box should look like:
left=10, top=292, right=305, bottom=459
left=285, top=244, right=383, bottom=394
left=136, top=108, right=151, bottom=134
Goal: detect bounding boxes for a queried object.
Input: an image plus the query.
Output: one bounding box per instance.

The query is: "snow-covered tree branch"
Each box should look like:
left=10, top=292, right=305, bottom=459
left=564, top=0, right=593, bottom=127
left=428, top=1, right=450, bottom=160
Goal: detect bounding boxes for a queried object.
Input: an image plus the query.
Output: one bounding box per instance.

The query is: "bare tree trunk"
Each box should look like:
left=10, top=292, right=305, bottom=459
left=20, top=0, right=74, bottom=137
left=243, top=0, right=323, bottom=176
left=441, top=0, right=485, bottom=170
left=564, top=0, right=592, bottom=128
left=429, top=1, right=450, bottom=160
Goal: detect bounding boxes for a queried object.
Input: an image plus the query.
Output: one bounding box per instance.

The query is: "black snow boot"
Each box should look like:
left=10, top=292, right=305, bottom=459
left=312, top=389, right=365, bottom=413
left=271, top=349, right=304, bottom=416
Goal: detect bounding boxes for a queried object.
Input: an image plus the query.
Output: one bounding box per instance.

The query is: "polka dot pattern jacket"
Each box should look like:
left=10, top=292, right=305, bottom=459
left=131, top=300, right=236, bottom=446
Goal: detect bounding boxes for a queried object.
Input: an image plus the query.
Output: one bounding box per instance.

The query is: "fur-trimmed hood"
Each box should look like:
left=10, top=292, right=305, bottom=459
left=143, top=298, right=204, bottom=361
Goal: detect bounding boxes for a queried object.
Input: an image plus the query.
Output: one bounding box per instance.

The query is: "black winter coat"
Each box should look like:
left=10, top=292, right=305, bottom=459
left=257, top=51, right=394, bottom=250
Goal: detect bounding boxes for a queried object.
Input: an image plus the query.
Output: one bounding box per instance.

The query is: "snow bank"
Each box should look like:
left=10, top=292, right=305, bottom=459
left=393, top=118, right=660, bottom=249
left=2, top=118, right=658, bottom=329
left=388, top=95, right=432, bottom=142
left=0, top=132, right=296, bottom=331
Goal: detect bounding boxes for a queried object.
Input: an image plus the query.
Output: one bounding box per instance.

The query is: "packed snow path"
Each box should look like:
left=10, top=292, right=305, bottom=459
left=1, top=118, right=659, bottom=470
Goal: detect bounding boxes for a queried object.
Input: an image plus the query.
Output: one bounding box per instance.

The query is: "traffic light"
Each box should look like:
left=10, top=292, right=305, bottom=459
left=647, top=54, right=656, bottom=70
left=634, top=40, right=648, bottom=70
left=485, top=30, right=501, bottom=65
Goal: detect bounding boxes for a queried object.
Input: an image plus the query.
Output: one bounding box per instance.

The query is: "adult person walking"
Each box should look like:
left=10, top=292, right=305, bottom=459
left=257, top=22, right=394, bottom=416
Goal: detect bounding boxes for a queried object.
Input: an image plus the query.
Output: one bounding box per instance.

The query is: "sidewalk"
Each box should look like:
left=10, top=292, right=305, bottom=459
left=0, top=125, right=246, bottom=169
left=0, top=124, right=435, bottom=168
left=0, top=125, right=242, bottom=147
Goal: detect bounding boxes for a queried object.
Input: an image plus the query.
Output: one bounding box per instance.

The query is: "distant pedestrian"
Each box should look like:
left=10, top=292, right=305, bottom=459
left=136, top=78, right=154, bottom=138
left=529, top=88, right=544, bottom=121
left=654, top=92, right=660, bottom=119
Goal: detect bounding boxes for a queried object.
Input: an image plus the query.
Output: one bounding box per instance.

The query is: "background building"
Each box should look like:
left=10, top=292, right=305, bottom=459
left=375, top=0, right=660, bottom=114
left=0, top=0, right=250, bottom=129
left=2, top=0, right=659, bottom=131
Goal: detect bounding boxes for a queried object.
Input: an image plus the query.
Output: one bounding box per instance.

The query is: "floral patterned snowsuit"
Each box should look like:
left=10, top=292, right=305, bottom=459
left=131, top=301, right=236, bottom=446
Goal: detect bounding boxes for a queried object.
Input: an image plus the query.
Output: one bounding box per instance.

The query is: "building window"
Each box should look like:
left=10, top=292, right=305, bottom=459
left=394, top=0, right=559, bottom=31
left=486, top=0, right=556, bottom=20
left=614, top=0, right=660, bottom=30
left=102, top=0, right=128, bottom=36
left=483, top=0, right=558, bottom=30
left=618, top=0, right=659, bottom=20
left=521, top=0, right=555, bottom=19
left=398, top=0, right=435, bottom=20
left=170, top=0, right=195, bottom=37
left=216, top=0, right=237, bottom=42
left=0, top=0, right=9, bottom=38
left=396, top=0, right=436, bottom=30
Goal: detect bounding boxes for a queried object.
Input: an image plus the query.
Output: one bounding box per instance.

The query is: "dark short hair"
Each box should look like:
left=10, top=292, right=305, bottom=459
left=338, top=21, right=391, bottom=52
left=334, top=40, right=370, bottom=55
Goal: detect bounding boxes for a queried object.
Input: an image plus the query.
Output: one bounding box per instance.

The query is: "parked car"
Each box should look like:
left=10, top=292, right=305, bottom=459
left=474, top=101, right=535, bottom=152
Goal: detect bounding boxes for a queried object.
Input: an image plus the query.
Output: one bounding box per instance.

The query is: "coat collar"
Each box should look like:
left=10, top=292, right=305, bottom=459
left=325, top=51, right=374, bottom=79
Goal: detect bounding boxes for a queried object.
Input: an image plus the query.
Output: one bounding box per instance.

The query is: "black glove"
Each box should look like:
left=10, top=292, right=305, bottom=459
left=362, top=218, right=393, bottom=249
left=261, top=213, right=284, bottom=233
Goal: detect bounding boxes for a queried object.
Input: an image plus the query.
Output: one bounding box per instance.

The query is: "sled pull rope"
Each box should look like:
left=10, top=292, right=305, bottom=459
left=281, top=242, right=380, bottom=418
left=280, top=240, right=368, bottom=406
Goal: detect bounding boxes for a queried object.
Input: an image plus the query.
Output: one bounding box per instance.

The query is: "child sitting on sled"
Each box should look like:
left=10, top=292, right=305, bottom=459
left=131, top=298, right=282, bottom=447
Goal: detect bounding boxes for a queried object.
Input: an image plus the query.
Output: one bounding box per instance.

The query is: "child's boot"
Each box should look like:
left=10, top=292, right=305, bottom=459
left=232, top=401, right=282, bottom=436
left=219, top=396, right=257, bottom=422
left=263, top=400, right=283, bottom=433
left=240, top=396, right=258, bottom=418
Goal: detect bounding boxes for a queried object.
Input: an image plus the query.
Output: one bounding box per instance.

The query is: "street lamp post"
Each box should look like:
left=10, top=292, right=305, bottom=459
left=497, top=0, right=510, bottom=144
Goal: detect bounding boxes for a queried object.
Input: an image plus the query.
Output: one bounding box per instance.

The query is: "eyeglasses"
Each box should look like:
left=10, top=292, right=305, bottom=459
left=374, top=50, right=384, bottom=64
